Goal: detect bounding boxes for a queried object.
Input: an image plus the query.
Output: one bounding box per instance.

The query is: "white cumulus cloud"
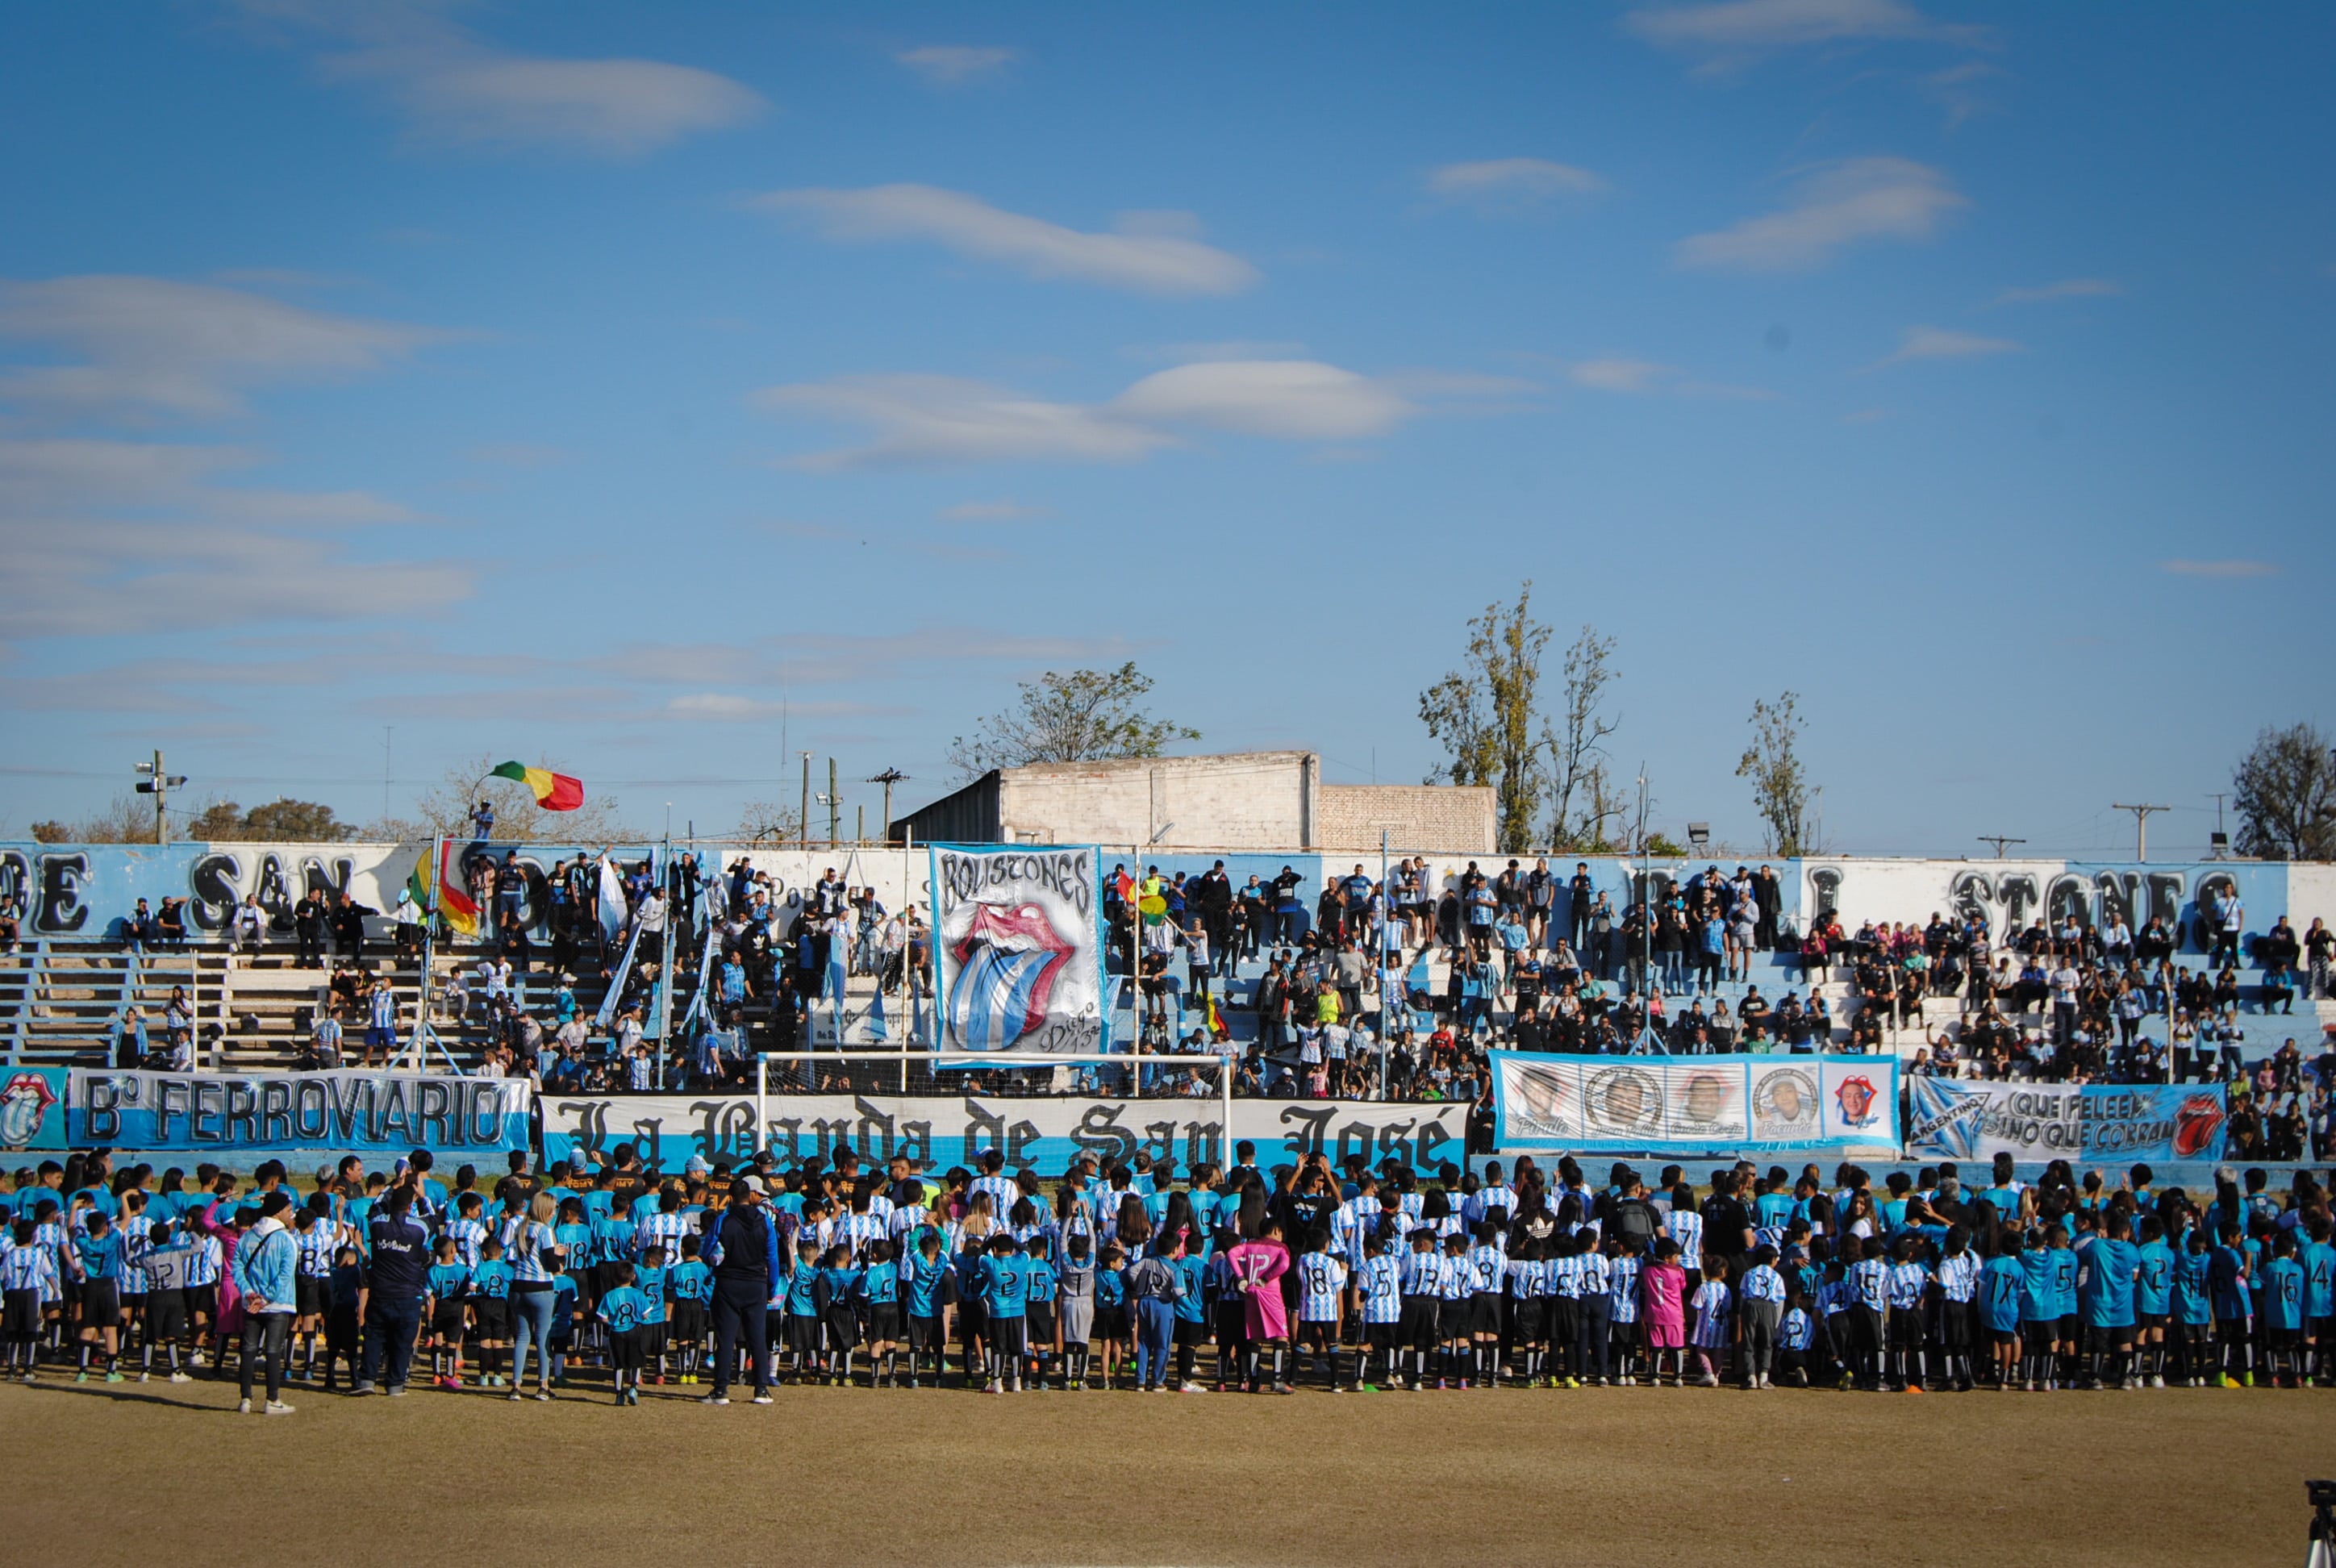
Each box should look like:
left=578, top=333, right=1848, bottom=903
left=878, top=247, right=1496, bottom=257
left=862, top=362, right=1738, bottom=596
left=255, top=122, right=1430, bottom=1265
left=1675, top=156, right=1966, bottom=272
left=1627, top=0, right=1984, bottom=54
left=749, top=184, right=1259, bottom=296
left=1881, top=325, right=2023, bottom=364
left=1428, top=158, right=1605, bottom=203
left=1110, top=361, right=1411, bottom=440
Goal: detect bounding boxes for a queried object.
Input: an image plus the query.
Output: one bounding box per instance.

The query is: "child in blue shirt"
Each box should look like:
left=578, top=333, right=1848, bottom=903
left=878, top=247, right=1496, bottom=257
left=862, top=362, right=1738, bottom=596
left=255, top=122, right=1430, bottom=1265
left=903, top=1231, right=952, bottom=1389
left=978, top=1233, right=1028, bottom=1394
left=1021, top=1246, right=1058, bottom=1390
left=636, top=1247, right=670, bottom=1386
left=2134, top=1216, right=2175, bottom=1389
left=2171, top=1230, right=2214, bottom=1386
left=1093, top=1241, right=1129, bottom=1391
left=425, top=1238, right=471, bottom=1390
left=668, top=1236, right=714, bottom=1386
left=2261, top=1232, right=2308, bottom=1388
left=817, top=1245, right=863, bottom=1387
left=857, top=1239, right=904, bottom=1387
left=594, top=1260, right=647, bottom=1405
left=2209, top=1226, right=2254, bottom=1387
left=783, top=1246, right=825, bottom=1384
left=471, top=1238, right=515, bottom=1389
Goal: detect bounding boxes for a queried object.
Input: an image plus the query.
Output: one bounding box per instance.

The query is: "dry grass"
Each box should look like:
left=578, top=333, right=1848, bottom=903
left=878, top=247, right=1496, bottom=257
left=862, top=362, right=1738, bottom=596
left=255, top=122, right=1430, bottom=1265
left=0, top=1374, right=2320, bottom=1567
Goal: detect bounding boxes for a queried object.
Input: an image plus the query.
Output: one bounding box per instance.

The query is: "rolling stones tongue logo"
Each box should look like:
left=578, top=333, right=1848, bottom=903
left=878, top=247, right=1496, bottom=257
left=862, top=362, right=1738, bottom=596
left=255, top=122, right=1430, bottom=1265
left=946, top=901, right=1074, bottom=1050
left=1833, top=1074, right=1880, bottom=1126
left=0, top=1071, right=58, bottom=1150
left=2172, top=1094, right=2226, bottom=1158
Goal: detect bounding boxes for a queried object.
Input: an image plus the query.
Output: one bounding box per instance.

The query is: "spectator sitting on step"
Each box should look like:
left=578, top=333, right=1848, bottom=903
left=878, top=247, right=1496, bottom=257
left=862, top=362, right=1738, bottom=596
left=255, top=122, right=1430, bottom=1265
left=120, top=897, right=160, bottom=954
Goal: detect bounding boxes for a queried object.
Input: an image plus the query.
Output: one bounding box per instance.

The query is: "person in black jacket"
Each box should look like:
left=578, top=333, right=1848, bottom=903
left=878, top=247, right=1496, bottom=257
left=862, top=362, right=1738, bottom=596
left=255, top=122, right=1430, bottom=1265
left=703, top=1178, right=781, bottom=1404
left=358, top=1183, right=431, bottom=1395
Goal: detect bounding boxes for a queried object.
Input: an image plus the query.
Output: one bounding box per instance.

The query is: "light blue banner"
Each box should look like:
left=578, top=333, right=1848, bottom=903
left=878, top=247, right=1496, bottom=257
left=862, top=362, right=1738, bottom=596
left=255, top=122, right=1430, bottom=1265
left=1902, top=1078, right=2230, bottom=1163
left=67, top=1068, right=533, bottom=1156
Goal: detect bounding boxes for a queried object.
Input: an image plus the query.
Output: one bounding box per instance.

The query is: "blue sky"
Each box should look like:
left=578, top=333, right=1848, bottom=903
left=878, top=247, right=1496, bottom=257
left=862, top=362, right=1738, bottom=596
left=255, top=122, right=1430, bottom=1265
left=2, top=1, right=2330, bottom=856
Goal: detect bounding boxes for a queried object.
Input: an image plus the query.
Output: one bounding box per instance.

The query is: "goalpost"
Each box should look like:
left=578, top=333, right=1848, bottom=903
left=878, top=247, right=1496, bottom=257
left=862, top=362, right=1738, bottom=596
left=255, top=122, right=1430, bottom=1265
left=751, top=1049, right=1234, bottom=1166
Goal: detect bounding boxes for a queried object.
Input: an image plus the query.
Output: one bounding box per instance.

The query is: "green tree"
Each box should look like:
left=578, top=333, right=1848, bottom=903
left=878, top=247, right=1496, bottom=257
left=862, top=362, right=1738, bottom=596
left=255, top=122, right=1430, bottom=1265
left=185, top=798, right=360, bottom=841
left=1420, top=584, right=1552, bottom=854
left=1736, top=691, right=1816, bottom=857
left=948, top=662, right=1199, bottom=778
left=1545, top=624, right=1622, bottom=850
left=2231, top=722, right=2336, bottom=860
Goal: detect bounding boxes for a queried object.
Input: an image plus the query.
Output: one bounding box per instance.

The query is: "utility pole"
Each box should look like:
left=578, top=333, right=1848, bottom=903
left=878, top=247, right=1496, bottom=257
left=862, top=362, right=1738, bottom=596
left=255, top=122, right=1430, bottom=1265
left=799, top=752, right=812, bottom=847
left=2112, top=803, right=2170, bottom=861
left=133, top=750, right=186, bottom=844
left=1976, top=835, right=2025, bottom=859
left=828, top=757, right=840, bottom=846
left=869, top=768, right=908, bottom=844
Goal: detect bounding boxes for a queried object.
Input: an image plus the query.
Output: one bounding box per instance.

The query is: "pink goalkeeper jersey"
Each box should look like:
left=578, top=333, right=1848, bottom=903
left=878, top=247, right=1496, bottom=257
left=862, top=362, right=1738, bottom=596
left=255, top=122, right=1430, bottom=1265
left=1226, top=1240, right=1292, bottom=1341
left=1640, top=1258, right=1687, bottom=1349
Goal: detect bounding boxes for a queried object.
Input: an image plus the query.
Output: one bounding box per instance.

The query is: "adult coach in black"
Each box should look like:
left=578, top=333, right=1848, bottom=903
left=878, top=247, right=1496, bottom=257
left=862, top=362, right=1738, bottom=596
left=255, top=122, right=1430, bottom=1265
left=703, top=1174, right=781, bottom=1405
left=357, top=1177, right=431, bottom=1395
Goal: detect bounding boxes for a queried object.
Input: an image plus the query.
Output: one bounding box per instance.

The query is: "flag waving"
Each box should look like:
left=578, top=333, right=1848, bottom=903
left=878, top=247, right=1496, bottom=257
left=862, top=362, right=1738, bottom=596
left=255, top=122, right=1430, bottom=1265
left=491, top=760, right=584, bottom=811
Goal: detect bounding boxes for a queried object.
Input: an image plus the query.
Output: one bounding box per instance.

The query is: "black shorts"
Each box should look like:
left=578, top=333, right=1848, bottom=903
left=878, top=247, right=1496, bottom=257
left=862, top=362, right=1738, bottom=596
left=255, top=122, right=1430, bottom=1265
left=79, top=1281, right=122, bottom=1328
left=1399, top=1296, right=1437, bottom=1351
left=822, top=1307, right=858, bottom=1350
left=145, top=1289, right=189, bottom=1341
left=1090, top=1306, right=1128, bottom=1342
left=609, top=1326, right=645, bottom=1373
left=988, top=1316, right=1028, bottom=1357
left=472, top=1300, right=510, bottom=1341
left=787, top=1314, right=823, bottom=1357
left=431, top=1301, right=468, bottom=1338
left=2265, top=1324, right=2301, bottom=1352
left=1986, top=1325, right=2020, bottom=1348
left=296, top=1276, right=332, bottom=1317
left=1889, top=1310, right=1925, bottom=1350
left=1855, top=1307, right=1886, bottom=1355
left=187, top=1284, right=217, bottom=1321
left=1366, top=1321, right=1399, bottom=1349
left=956, top=1301, right=987, bottom=1343
left=2054, top=1314, right=2079, bottom=1345
left=2, top=1288, right=40, bottom=1337
left=1298, top=1316, right=1339, bottom=1343
left=1935, top=1302, right=1971, bottom=1350
left=2086, top=1323, right=2134, bottom=1353
left=640, top=1323, right=667, bottom=1360
left=2135, top=1312, right=2167, bottom=1332
left=1466, top=1291, right=1500, bottom=1337
left=1437, top=1297, right=1470, bottom=1341
left=1174, top=1316, right=1210, bottom=1348
left=1024, top=1305, right=1055, bottom=1346
left=866, top=1303, right=902, bottom=1343
left=908, top=1313, right=945, bottom=1349
left=670, top=1302, right=707, bottom=1344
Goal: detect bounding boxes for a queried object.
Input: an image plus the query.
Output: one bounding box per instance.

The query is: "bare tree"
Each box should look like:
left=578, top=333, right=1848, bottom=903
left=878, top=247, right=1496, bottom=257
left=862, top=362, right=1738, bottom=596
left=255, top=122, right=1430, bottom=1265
left=735, top=799, right=805, bottom=845
left=1544, top=625, right=1621, bottom=850
left=2231, top=722, right=2336, bottom=860
left=1420, top=584, right=1552, bottom=854
left=1736, top=691, right=1816, bottom=857
left=947, top=662, right=1198, bottom=778
left=31, top=793, right=157, bottom=844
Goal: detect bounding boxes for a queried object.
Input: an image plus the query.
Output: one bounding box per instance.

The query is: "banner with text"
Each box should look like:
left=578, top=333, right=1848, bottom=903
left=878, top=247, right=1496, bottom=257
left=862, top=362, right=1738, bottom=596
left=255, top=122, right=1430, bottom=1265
left=1901, top=1078, right=2228, bottom=1163
left=1490, top=1051, right=1899, bottom=1155
left=67, top=1069, right=534, bottom=1155
left=540, top=1092, right=1466, bottom=1178
left=929, top=844, right=1105, bottom=1056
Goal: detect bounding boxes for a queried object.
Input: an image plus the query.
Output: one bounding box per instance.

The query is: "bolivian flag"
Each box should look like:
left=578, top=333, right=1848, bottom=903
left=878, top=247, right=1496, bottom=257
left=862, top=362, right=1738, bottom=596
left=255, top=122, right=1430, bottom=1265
left=407, top=838, right=480, bottom=936
left=492, top=760, right=584, bottom=811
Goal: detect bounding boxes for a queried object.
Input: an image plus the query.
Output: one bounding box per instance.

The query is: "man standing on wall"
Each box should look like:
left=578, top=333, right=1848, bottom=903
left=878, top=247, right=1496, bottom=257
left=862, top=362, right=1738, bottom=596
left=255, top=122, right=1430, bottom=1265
left=1195, top=861, right=1233, bottom=977
left=1568, top=862, right=1596, bottom=953
left=1752, top=864, right=1782, bottom=952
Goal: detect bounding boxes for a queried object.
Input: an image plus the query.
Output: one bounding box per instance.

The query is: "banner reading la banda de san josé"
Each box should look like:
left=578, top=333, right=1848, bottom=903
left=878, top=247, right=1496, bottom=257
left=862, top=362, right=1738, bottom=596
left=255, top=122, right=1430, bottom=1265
left=1901, top=1078, right=2229, bottom=1163
left=66, top=1068, right=534, bottom=1155
left=1490, top=1050, right=1898, bottom=1154
left=929, top=844, right=1106, bottom=1056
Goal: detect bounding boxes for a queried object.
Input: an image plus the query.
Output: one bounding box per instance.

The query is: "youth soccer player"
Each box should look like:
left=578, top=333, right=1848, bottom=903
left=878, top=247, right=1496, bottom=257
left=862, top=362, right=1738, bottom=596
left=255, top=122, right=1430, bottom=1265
left=1738, top=1245, right=1787, bottom=1390
left=1689, top=1255, right=1734, bottom=1387
left=1979, top=1233, right=2024, bottom=1392
left=425, top=1236, right=471, bottom=1389
left=1020, top=1241, right=1057, bottom=1390
left=1846, top=1236, right=1892, bottom=1392
left=633, top=1245, right=669, bottom=1386
left=2, top=1220, right=59, bottom=1380
left=978, top=1233, right=1028, bottom=1394
left=1091, top=1241, right=1128, bottom=1391
left=858, top=1238, right=904, bottom=1387
left=904, top=1230, right=953, bottom=1388
left=1885, top=1236, right=1931, bottom=1393
left=1606, top=1236, right=1641, bottom=1387
left=595, top=1260, right=647, bottom=1405
left=1295, top=1239, right=1349, bottom=1391
left=2077, top=1214, right=2141, bottom=1390
left=2262, top=1232, right=2307, bottom=1388
left=2209, top=1224, right=2254, bottom=1387
left=141, top=1220, right=194, bottom=1383
left=666, top=1234, right=712, bottom=1384
left=71, top=1211, right=126, bottom=1382
left=2134, top=1216, right=2175, bottom=1388
left=472, top=1237, right=515, bottom=1387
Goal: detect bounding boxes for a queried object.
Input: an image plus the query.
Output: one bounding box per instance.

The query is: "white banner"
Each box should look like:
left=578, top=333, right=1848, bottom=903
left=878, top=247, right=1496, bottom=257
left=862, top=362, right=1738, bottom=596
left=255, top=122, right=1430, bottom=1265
left=540, top=1092, right=1466, bottom=1178
left=1490, top=1051, right=1896, bottom=1154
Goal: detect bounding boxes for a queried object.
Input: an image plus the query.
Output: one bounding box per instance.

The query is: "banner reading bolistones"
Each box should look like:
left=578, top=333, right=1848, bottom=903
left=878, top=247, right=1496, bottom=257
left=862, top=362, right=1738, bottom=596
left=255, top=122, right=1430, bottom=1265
left=539, top=1092, right=1466, bottom=1178
left=1489, top=1051, right=1898, bottom=1155
left=1902, top=1078, right=2229, bottom=1163
left=67, top=1069, right=534, bottom=1154
left=928, top=844, right=1105, bottom=1056
left=1, top=1068, right=67, bottom=1151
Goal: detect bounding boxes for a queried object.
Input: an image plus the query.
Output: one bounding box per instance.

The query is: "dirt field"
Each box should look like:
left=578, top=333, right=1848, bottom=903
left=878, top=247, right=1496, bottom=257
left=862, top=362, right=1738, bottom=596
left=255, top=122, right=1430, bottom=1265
left=1, top=1375, right=2321, bottom=1567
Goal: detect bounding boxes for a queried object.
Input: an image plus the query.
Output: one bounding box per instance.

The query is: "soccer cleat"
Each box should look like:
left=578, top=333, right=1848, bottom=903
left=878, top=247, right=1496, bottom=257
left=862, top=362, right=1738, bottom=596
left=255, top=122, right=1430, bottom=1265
left=75, top=1371, right=89, bottom=1383
left=169, top=1370, right=191, bottom=1384
left=2150, top=1375, right=2165, bottom=1389
left=237, top=1397, right=253, bottom=1413
left=264, top=1401, right=294, bottom=1416
left=1179, top=1382, right=1208, bottom=1393
left=2218, top=1374, right=2239, bottom=1388
left=106, top=1370, right=124, bottom=1383
left=700, top=1393, right=730, bottom=1405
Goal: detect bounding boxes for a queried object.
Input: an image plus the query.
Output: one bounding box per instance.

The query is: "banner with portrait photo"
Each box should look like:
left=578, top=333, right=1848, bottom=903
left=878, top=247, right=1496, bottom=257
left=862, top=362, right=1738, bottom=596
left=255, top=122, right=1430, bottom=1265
left=1489, top=1051, right=1900, bottom=1156
left=1901, top=1078, right=2227, bottom=1163
left=928, top=844, right=1105, bottom=1057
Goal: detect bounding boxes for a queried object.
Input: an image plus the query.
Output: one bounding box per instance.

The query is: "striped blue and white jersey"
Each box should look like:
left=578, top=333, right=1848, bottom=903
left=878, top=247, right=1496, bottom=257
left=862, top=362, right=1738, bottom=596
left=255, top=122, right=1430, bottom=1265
left=1666, top=1208, right=1704, bottom=1266
left=502, top=1218, right=558, bottom=1285
left=1608, top=1255, right=1641, bottom=1323
left=185, top=1234, right=223, bottom=1288
left=1296, top=1253, right=1348, bottom=1321
left=1740, top=1263, right=1787, bottom=1303
left=116, top=1225, right=152, bottom=1294
left=444, top=1216, right=488, bottom=1269
left=1936, top=1251, right=1981, bottom=1303
left=866, top=1192, right=897, bottom=1228
left=1504, top=1257, right=1540, bottom=1300
left=0, top=1242, right=60, bottom=1297
left=1779, top=1306, right=1815, bottom=1351
left=636, top=1209, right=689, bottom=1262
left=1435, top=1254, right=1474, bottom=1301
left=1887, top=1260, right=1930, bottom=1311
left=1359, top=1255, right=1404, bottom=1323
left=1690, top=1281, right=1733, bottom=1347
left=296, top=1224, right=340, bottom=1279
left=970, top=1174, right=1020, bottom=1222
left=1849, top=1257, right=1892, bottom=1310
left=1577, top=1251, right=1613, bottom=1301
left=1466, top=1242, right=1504, bottom=1293
left=886, top=1203, right=931, bottom=1246
left=1398, top=1247, right=1441, bottom=1295
left=1816, top=1278, right=1850, bottom=1318
left=1549, top=1253, right=1582, bottom=1299
left=843, top=1211, right=889, bottom=1262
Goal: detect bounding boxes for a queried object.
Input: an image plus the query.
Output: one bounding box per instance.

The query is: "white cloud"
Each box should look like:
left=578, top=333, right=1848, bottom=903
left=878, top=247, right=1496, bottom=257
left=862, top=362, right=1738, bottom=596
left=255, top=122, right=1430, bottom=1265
left=749, top=184, right=1259, bottom=296
left=1627, top=0, right=1984, bottom=54
left=759, top=374, right=1175, bottom=469
left=1881, top=325, right=2023, bottom=364
left=1110, top=361, right=1410, bottom=440
left=937, top=499, right=1052, bottom=523
left=1675, top=156, right=1966, bottom=272
left=241, top=2, right=762, bottom=156
left=1427, top=158, right=1605, bottom=203
left=1571, top=359, right=1672, bottom=394
left=0, top=275, right=448, bottom=419
left=761, top=359, right=1449, bottom=467
left=1985, top=277, right=2123, bottom=308
left=0, top=438, right=412, bottom=524
left=895, top=45, right=1020, bottom=84
left=2160, top=559, right=2278, bottom=579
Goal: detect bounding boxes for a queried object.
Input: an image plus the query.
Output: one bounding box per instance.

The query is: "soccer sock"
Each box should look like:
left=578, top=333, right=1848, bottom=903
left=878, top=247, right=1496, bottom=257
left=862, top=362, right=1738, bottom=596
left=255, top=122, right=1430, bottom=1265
left=1270, top=1348, right=1285, bottom=1385
left=1241, top=1349, right=1258, bottom=1388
